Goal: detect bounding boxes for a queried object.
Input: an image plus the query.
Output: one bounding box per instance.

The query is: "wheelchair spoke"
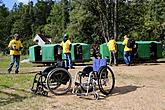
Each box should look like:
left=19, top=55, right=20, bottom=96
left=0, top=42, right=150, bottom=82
left=98, top=66, right=115, bottom=95
left=46, top=68, right=72, bottom=95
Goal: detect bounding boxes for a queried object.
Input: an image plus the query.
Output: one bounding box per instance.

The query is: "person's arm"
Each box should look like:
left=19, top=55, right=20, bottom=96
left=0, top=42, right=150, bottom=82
left=107, top=41, right=109, bottom=46
left=68, top=40, right=72, bottom=51
left=122, top=39, right=126, bottom=45
left=19, top=41, right=23, bottom=51
left=8, top=41, right=13, bottom=50
left=60, top=41, right=63, bottom=47
left=114, top=40, right=117, bottom=52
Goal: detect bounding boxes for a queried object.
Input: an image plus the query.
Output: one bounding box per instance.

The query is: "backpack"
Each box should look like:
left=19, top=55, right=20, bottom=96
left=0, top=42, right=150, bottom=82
left=127, top=39, right=135, bottom=48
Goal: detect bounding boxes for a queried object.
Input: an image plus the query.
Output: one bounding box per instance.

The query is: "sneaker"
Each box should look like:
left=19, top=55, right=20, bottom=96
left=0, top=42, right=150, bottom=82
left=7, top=70, right=10, bottom=74
left=15, top=71, right=19, bottom=74
left=69, top=67, right=75, bottom=69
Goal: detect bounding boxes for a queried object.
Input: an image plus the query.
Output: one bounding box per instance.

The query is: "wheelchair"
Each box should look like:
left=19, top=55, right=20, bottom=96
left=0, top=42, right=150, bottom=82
left=31, top=61, right=72, bottom=96
left=72, top=58, right=115, bottom=100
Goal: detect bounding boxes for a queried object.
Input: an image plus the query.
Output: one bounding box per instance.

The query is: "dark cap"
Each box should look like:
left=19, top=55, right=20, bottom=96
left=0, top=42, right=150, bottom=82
left=63, top=33, right=69, bottom=40
left=111, top=36, right=114, bottom=39
left=14, top=33, right=19, bottom=37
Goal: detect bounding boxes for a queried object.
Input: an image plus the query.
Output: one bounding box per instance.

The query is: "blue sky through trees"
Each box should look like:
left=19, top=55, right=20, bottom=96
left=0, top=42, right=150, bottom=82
left=3, top=0, right=37, bottom=10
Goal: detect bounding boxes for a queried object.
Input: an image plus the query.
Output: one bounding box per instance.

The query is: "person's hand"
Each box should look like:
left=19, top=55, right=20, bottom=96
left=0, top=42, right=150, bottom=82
left=13, top=47, right=19, bottom=51
left=13, top=46, right=17, bottom=50
left=15, top=49, right=19, bottom=51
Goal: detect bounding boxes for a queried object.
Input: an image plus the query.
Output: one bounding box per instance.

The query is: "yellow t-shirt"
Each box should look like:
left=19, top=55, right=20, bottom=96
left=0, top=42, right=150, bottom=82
left=60, top=40, right=71, bottom=53
left=8, top=39, right=23, bottom=55
left=122, top=38, right=132, bottom=51
left=107, top=39, right=117, bottom=51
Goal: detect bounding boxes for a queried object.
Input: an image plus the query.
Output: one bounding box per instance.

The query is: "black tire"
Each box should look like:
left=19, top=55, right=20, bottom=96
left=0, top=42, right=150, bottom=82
left=42, top=91, right=48, bottom=96
left=98, top=66, right=115, bottom=95
left=46, top=68, right=72, bottom=95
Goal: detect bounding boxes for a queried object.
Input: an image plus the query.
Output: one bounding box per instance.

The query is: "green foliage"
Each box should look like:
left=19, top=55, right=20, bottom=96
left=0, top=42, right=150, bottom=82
left=0, top=0, right=165, bottom=54
left=44, top=2, right=64, bottom=43
left=0, top=4, right=11, bottom=50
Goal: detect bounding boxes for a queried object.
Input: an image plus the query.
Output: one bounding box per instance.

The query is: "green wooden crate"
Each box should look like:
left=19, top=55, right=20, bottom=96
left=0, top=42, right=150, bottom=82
left=29, top=45, right=42, bottom=62
left=62, top=43, right=91, bottom=62
left=42, top=44, right=61, bottom=62
left=136, top=41, right=163, bottom=59
left=100, top=41, right=163, bottom=61
left=100, top=42, right=124, bottom=60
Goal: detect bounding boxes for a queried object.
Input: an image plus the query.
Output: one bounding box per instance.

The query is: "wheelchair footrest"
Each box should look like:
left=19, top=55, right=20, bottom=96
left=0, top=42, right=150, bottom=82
left=31, top=88, right=37, bottom=93
left=75, top=82, right=80, bottom=86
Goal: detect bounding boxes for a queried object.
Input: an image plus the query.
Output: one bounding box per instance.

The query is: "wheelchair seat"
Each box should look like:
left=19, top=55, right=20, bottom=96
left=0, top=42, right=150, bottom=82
left=79, top=66, right=93, bottom=77
left=79, top=58, right=107, bottom=77
left=92, top=58, right=107, bottom=72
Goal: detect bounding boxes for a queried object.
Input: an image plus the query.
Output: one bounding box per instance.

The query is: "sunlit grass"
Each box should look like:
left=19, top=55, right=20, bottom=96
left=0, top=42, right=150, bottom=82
left=0, top=54, right=38, bottom=73
left=0, top=74, right=35, bottom=107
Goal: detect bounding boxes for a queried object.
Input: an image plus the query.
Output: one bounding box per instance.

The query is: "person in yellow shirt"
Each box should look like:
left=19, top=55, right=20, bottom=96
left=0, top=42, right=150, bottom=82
left=60, top=34, right=74, bottom=69
left=107, top=36, right=117, bottom=66
left=122, top=35, right=132, bottom=66
left=7, top=34, right=23, bottom=74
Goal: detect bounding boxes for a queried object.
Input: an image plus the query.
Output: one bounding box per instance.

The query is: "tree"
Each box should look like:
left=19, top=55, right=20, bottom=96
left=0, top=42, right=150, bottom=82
left=44, top=2, right=64, bottom=43
left=67, top=0, right=99, bottom=43
left=0, top=4, right=11, bottom=51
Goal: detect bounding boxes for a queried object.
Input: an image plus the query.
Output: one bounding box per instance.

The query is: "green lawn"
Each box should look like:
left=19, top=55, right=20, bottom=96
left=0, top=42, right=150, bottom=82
left=0, top=54, right=33, bottom=68
left=0, top=54, right=50, bottom=110
left=0, top=74, right=36, bottom=109
left=0, top=54, right=39, bottom=73
left=0, top=74, right=52, bottom=110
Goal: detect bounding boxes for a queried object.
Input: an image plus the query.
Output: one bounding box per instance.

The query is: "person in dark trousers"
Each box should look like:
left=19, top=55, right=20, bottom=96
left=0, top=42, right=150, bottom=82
left=122, top=35, right=132, bottom=66
left=60, top=33, right=74, bottom=69
left=7, top=34, right=23, bottom=74
left=107, top=36, right=117, bottom=66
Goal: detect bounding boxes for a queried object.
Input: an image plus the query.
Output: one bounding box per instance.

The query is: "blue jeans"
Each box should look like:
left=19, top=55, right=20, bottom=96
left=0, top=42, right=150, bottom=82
left=123, top=51, right=132, bottom=65
left=8, top=55, right=20, bottom=73
left=64, top=53, right=72, bottom=68
left=109, top=50, right=117, bottom=65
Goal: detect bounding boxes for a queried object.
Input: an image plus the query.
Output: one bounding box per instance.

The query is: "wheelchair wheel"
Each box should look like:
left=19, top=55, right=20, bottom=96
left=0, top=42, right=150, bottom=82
left=46, top=68, right=72, bottom=95
left=98, top=66, right=115, bottom=95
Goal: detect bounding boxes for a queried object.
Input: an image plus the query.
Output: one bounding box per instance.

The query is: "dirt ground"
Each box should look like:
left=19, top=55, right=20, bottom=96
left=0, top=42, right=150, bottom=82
left=1, top=62, right=165, bottom=110
left=19, top=62, right=165, bottom=110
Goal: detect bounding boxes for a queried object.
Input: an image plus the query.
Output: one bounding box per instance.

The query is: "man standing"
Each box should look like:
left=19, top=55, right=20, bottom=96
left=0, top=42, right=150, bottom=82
left=60, top=33, right=74, bottom=69
left=107, top=36, right=117, bottom=66
left=122, top=35, right=132, bottom=66
left=7, top=34, right=23, bottom=74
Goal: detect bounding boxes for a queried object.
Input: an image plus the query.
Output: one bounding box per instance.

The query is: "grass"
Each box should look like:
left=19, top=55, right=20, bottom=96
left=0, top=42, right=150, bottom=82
left=0, top=74, right=35, bottom=109
left=0, top=54, right=52, bottom=110
left=0, top=54, right=33, bottom=67
left=0, top=74, right=54, bottom=110
left=0, top=54, right=39, bottom=73
left=0, top=54, right=50, bottom=110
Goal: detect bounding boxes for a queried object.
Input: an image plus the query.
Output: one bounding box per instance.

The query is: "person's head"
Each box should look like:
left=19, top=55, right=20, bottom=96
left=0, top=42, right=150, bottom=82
left=63, top=33, right=69, bottom=42
left=124, top=35, right=128, bottom=39
left=111, top=36, right=114, bottom=40
left=14, top=33, right=20, bottom=40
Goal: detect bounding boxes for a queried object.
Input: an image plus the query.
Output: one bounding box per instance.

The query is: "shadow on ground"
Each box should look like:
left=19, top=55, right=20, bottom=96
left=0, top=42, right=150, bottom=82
left=0, top=85, right=35, bottom=106
left=112, top=85, right=143, bottom=96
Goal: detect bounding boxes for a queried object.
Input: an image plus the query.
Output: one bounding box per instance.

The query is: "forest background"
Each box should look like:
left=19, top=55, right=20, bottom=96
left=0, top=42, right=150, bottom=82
left=0, top=0, right=165, bottom=54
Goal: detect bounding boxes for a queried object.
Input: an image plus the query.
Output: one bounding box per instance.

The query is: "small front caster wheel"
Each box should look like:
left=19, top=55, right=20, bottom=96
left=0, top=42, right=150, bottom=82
left=42, top=91, right=48, bottom=96
left=94, top=93, right=99, bottom=100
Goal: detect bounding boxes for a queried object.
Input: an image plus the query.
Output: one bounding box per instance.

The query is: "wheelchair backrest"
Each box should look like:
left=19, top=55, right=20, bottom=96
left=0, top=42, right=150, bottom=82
left=92, top=58, right=107, bottom=72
